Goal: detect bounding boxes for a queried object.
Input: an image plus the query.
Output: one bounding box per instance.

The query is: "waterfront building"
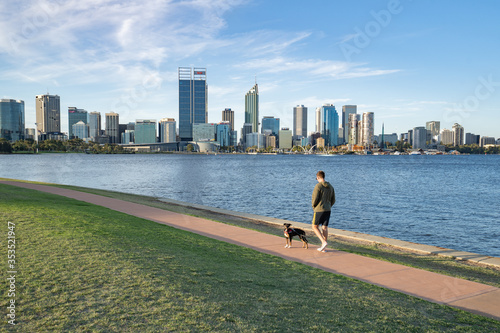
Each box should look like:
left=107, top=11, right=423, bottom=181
left=426, top=121, right=440, bottom=143
left=440, top=129, right=454, bottom=145
left=159, top=118, right=176, bottom=143
left=230, top=130, right=238, bottom=147
left=322, top=104, right=339, bottom=147
left=68, top=107, right=88, bottom=139
left=89, top=112, right=101, bottom=141
left=407, top=129, right=414, bottom=147
left=316, top=137, right=325, bottom=149
left=279, top=128, right=292, bottom=150
left=245, top=84, right=259, bottom=133
left=465, top=133, right=480, bottom=145
left=361, top=112, right=374, bottom=147
left=413, top=127, right=427, bottom=149
left=222, top=108, right=234, bottom=131
left=72, top=120, right=89, bottom=140
left=342, top=105, right=357, bottom=144
left=375, top=133, right=398, bottom=146
left=193, top=123, right=216, bottom=142
left=178, top=67, right=207, bottom=141
left=315, top=107, right=321, bottom=133
left=246, top=132, right=265, bottom=149
left=261, top=116, right=280, bottom=136
left=480, top=136, right=495, bottom=147
left=216, top=122, right=231, bottom=147
left=293, top=105, right=307, bottom=140
left=135, top=119, right=157, bottom=144
left=452, top=123, right=464, bottom=146
left=25, top=128, right=35, bottom=140
left=105, top=112, right=120, bottom=143
left=265, top=133, right=277, bottom=149
left=240, top=123, right=253, bottom=147
left=36, top=94, right=60, bottom=138
left=121, top=130, right=135, bottom=144
left=348, top=113, right=360, bottom=145
left=0, top=99, right=25, bottom=142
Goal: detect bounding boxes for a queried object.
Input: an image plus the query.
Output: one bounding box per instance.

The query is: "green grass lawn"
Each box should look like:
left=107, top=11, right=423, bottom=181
left=1, top=183, right=499, bottom=332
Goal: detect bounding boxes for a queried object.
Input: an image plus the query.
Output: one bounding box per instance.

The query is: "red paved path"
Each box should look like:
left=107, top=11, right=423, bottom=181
left=2, top=180, right=499, bottom=321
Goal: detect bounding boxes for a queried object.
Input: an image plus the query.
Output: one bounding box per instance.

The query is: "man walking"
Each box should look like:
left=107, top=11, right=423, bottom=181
left=311, top=170, right=336, bottom=252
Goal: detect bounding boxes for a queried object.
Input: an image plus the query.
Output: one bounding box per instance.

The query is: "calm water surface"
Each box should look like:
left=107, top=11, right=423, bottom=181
left=1, top=153, right=499, bottom=257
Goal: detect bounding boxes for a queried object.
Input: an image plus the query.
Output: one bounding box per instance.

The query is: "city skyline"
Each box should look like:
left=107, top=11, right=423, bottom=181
left=1, top=1, right=500, bottom=138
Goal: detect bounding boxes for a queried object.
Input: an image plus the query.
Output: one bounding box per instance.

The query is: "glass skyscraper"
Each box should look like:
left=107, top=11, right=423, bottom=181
left=322, top=104, right=339, bottom=147
left=68, top=107, right=88, bottom=139
left=0, top=99, right=25, bottom=142
left=261, top=116, right=280, bottom=136
left=342, top=105, right=357, bottom=144
left=178, top=67, right=207, bottom=141
left=245, top=84, right=259, bottom=133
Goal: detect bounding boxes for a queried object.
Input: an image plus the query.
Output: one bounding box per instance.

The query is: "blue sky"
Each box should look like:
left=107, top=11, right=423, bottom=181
left=1, top=0, right=499, bottom=138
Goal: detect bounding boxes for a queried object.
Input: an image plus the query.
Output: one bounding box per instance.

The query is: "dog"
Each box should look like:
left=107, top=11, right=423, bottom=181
left=283, top=223, right=308, bottom=249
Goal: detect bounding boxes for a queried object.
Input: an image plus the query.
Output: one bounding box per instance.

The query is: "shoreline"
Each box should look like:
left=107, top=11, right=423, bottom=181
left=159, top=196, right=500, bottom=269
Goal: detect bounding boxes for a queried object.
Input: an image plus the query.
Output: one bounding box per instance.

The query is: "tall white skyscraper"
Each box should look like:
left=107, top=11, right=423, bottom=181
left=361, top=112, right=374, bottom=147
left=159, top=118, right=176, bottom=143
left=342, top=105, right=357, bottom=144
left=452, top=123, right=464, bottom=146
left=315, top=107, right=321, bottom=133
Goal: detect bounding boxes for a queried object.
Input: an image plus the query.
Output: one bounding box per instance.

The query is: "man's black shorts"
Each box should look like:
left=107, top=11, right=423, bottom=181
left=312, top=211, right=331, bottom=226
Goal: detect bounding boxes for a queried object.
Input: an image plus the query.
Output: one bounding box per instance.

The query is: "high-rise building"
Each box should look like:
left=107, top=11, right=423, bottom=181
left=440, top=129, right=454, bottom=145
left=293, top=105, right=307, bottom=140
left=216, top=122, right=231, bottom=147
left=426, top=121, right=440, bottom=140
left=321, top=104, right=339, bottom=147
left=348, top=113, right=360, bottom=145
left=0, top=99, right=25, bottom=142
left=159, top=118, right=176, bottom=143
left=342, top=105, right=357, bottom=144
left=105, top=112, right=120, bottom=143
left=465, top=133, right=480, bottom=145
left=361, top=112, right=374, bottom=147
left=178, top=67, right=207, bottom=141
left=68, top=107, right=88, bottom=139
left=261, top=116, right=280, bottom=136
left=193, top=123, right=216, bottom=142
left=245, top=132, right=265, bottom=149
left=245, top=84, right=259, bottom=133
left=222, top=108, right=234, bottom=131
left=279, top=128, right=292, bottom=150
left=72, top=121, right=89, bottom=140
left=413, top=126, right=427, bottom=149
left=315, top=107, right=321, bottom=133
left=452, top=123, right=464, bottom=146
left=36, top=94, right=60, bottom=137
left=480, top=136, right=495, bottom=147
left=89, top=112, right=101, bottom=140
left=135, top=119, right=157, bottom=144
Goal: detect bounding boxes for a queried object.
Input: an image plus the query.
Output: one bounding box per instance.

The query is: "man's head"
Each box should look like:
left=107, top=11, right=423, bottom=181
left=316, top=170, right=325, bottom=182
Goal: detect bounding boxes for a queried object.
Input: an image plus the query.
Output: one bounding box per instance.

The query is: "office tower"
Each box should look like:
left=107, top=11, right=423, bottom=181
left=480, top=136, right=495, bottom=147
left=347, top=113, right=359, bottom=145
left=159, top=118, right=176, bottom=143
left=240, top=123, right=253, bottom=146
left=261, top=116, right=280, bottom=136
left=293, top=105, right=307, bottom=140
left=68, top=107, right=88, bottom=139
left=413, top=127, right=427, bottom=149
left=361, top=112, right=374, bottom=147
left=105, top=112, right=120, bottom=143
left=245, top=84, right=259, bottom=133
left=279, top=128, right=292, bottom=149
left=321, top=104, right=339, bottom=147
left=178, top=67, right=207, bottom=141
left=121, top=130, right=134, bottom=144
left=193, top=123, right=216, bottom=142
left=342, top=105, right=357, bottom=144
left=246, top=132, right=265, bottom=149
left=465, top=133, right=480, bottom=145
left=315, top=107, right=321, bottom=133
left=72, top=121, right=89, bottom=140
left=426, top=121, right=440, bottom=137
left=222, top=108, right=234, bottom=131
left=135, top=119, right=157, bottom=144
left=216, top=122, right=231, bottom=147
left=36, top=94, right=60, bottom=136
left=0, top=99, right=25, bottom=142
left=89, top=112, right=101, bottom=140
left=452, top=123, right=464, bottom=146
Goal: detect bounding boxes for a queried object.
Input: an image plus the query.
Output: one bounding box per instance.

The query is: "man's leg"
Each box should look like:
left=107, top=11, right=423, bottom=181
left=322, top=225, right=328, bottom=242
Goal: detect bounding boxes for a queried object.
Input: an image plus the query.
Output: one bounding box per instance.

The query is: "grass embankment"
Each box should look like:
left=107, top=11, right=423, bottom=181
left=42, top=182, right=500, bottom=289
left=1, top=183, right=499, bottom=332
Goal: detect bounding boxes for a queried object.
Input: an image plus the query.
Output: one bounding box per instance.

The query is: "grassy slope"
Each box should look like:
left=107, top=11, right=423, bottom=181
left=1, top=183, right=499, bottom=332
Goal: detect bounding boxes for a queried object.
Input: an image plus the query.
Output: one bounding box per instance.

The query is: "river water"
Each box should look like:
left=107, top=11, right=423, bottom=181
left=1, top=153, right=499, bottom=257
